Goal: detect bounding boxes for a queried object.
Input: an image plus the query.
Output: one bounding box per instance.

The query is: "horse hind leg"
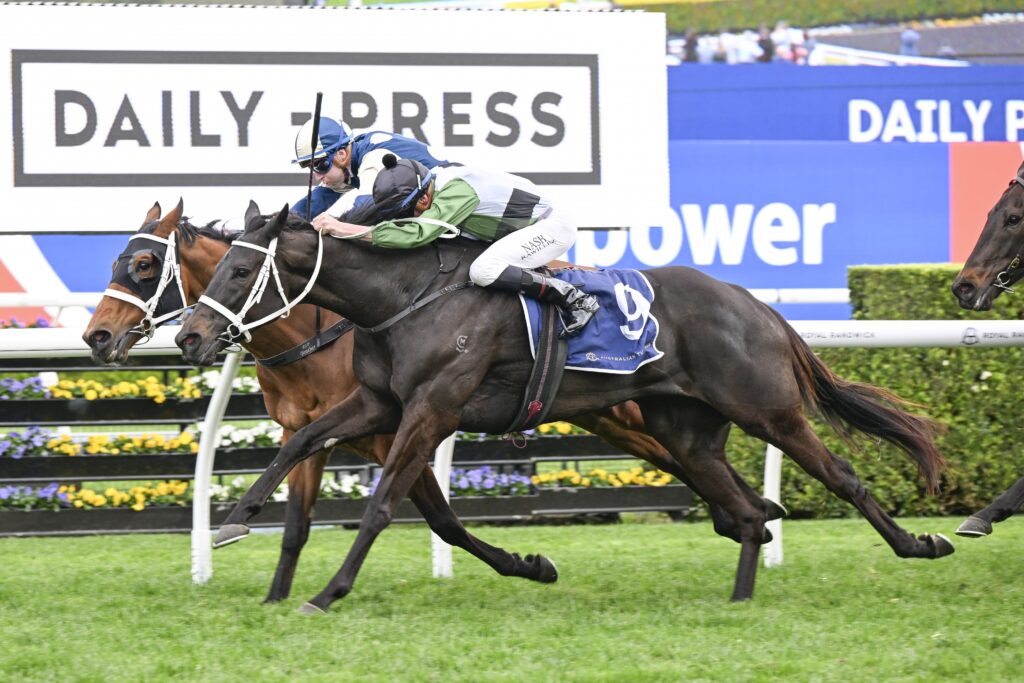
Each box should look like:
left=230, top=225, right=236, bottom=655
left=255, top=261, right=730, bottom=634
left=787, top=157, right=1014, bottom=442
left=956, top=474, right=1024, bottom=537
left=756, top=408, right=953, bottom=559
left=574, top=406, right=785, bottom=545
left=635, top=397, right=770, bottom=602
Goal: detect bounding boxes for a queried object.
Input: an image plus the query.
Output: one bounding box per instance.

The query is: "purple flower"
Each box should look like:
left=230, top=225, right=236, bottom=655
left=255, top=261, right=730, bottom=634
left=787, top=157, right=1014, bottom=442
left=35, top=317, right=50, bottom=328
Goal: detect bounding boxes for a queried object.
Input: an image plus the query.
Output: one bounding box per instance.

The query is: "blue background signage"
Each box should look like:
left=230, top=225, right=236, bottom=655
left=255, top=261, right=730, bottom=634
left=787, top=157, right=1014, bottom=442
left=10, top=65, right=1024, bottom=322
left=668, top=64, right=1024, bottom=143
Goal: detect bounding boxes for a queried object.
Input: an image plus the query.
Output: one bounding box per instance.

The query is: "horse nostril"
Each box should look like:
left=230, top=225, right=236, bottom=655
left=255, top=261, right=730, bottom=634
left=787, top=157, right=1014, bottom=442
left=90, top=330, right=111, bottom=346
left=181, top=333, right=199, bottom=347
left=955, top=282, right=975, bottom=298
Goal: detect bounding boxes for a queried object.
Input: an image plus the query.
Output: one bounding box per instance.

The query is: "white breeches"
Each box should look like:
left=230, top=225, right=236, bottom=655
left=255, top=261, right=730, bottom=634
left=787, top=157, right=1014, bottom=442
left=468, top=207, right=577, bottom=286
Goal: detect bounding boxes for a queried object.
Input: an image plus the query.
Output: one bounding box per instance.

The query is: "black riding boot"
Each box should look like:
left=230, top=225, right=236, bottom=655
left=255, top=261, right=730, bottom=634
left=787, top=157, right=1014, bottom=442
left=491, top=266, right=600, bottom=337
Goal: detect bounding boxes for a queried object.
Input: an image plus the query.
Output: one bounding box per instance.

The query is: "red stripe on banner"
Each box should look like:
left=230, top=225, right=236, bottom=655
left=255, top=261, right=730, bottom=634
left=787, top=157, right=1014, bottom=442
left=0, top=258, right=51, bottom=325
left=950, top=142, right=1024, bottom=264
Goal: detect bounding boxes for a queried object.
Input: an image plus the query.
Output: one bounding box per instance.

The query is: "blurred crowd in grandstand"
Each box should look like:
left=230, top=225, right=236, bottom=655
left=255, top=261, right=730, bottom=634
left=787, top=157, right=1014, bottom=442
left=665, top=12, right=1024, bottom=66
left=666, top=21, right=813, bottom=65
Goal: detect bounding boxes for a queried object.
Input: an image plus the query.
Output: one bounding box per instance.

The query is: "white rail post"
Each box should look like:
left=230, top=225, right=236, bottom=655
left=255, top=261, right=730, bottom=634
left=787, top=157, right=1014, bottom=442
left=191, top=349, right=244, bottom=585
left=762, top=445, right=784, bottom=568
left=431, top=433, right=456, bottom=578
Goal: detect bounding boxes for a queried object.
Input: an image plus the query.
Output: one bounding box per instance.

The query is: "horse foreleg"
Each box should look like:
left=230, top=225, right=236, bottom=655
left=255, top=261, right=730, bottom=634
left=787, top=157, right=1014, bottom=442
left=957, top=474, right=1024, bottom=537
left=215, top=387, right=399, bottom=548
left=300, top=406, right=458, bottom=613
left=407, top=469, right=557, bottom=583
left=264, top=447, right=329, bottom=603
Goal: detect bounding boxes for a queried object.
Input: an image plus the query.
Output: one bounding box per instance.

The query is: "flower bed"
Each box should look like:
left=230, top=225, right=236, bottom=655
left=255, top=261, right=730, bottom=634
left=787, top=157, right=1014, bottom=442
left=0, top=317, right=51, bottom=329
left=0, top=485, right=693, bottom=536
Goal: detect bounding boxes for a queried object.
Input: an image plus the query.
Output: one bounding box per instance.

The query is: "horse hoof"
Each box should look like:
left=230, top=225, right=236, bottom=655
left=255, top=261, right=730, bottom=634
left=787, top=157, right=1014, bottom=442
left=297, top=602, right=327, bottom=615
left=212, top=523, right=250, bottom=548
left=528, top=554, right=558, bottom=583
left=929, top=533, right=955, bottom=558
left=764, top=499, right=788, bottom=521
left=955, top=516, right=993, bottom=538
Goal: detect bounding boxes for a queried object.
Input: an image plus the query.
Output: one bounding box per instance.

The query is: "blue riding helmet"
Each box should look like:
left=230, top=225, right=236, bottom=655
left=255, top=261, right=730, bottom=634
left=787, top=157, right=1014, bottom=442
left=293, top=117, right=354, bottom=166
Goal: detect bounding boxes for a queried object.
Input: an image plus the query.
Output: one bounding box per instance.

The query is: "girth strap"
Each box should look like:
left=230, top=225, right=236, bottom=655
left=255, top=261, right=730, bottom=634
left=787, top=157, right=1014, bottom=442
left=255, top=319, right=355, bottom=368
left=504, top=302, right=568, bottom=433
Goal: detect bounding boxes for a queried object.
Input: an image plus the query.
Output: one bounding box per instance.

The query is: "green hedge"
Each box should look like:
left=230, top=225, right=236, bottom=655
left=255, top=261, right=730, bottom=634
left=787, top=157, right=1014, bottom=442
left=719, top=264, right=1024, bottom=519
left=641, top=0, right=1024, bottom=34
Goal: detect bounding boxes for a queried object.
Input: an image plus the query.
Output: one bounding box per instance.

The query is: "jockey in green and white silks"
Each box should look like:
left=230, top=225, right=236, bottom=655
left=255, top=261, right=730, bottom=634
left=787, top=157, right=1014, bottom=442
left=315, top=154, right=599, bottom=337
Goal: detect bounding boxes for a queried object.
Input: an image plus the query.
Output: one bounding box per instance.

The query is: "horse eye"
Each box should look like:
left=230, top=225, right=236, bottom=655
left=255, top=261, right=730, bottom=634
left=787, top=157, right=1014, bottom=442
left=1008, top=215, right=1022, bottom=227
left=233, top=267, right=251, bottom=278
left=137, top=261, right=151, bottom=271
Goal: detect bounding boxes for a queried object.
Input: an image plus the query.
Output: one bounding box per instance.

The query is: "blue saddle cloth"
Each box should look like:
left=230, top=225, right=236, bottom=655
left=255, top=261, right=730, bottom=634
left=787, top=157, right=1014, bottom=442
left=520, top=268, right=663, bottom=374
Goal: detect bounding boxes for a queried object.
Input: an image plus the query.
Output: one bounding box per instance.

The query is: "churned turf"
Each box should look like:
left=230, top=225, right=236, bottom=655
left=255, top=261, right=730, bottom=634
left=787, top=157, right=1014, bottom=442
left=0, top=517, right=1020, bottom=682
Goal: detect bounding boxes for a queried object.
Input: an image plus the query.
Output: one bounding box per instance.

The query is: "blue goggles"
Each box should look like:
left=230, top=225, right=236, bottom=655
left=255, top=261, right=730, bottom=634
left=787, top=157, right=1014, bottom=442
left=393, top=169, right=434, bottom=214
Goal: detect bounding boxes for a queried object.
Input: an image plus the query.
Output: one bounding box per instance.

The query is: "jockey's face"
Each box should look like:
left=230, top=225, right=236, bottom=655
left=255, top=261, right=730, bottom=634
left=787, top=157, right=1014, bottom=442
left=412, top=183, right=434, bottom=217
left=316, top=145, right=353, bottom=192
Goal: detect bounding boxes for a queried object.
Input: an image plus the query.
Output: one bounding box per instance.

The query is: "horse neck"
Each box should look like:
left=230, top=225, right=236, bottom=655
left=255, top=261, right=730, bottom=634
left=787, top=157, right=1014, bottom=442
left=178, top=233, right=331, bottom=359
left=306, top=234, right=449, bottom=329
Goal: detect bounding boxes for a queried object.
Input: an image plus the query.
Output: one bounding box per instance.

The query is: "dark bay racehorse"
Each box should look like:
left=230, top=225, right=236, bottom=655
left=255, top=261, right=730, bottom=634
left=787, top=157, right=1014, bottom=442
left=177, top=204, right=953, bottom=612
left=950, top=160, right=1024, bottom=537
left=84, top=200, right=784, bottom=598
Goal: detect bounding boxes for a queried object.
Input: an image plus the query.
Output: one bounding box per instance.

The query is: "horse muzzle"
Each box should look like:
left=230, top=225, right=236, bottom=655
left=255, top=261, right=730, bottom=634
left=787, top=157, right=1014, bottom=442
left=175, top=328, right=224, bottom=366
left=951, top=277, right=995, bottom=311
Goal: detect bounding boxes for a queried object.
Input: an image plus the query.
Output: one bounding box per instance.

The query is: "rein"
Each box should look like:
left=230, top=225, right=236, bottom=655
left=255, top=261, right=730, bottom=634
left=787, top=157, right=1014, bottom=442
left=992, top=173, right=1024, bottom=294
left=327, top=218, right=470, bottom=333
left=102, top=231, right=189, bottom=341
left=196, top=230, right=324, bottom=344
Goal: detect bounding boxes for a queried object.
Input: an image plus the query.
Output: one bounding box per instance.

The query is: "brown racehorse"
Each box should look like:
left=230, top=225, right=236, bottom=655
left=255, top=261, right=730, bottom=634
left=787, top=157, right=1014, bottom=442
left=83, top=200, right=784, bottom=602
left=950, top=160, right=1024, bottom=537
left=177, top=204, right=953, bottom=611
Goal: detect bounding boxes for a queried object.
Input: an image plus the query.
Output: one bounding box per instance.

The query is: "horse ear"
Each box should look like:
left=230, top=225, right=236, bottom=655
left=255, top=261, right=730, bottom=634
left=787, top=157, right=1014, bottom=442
left=157, top=199, right=183, bottom=234
left=265, top=205, right=289, bottom=238
left=144, top=202, right=161, bottom=223
left=244, top=200, right=261, bottom=228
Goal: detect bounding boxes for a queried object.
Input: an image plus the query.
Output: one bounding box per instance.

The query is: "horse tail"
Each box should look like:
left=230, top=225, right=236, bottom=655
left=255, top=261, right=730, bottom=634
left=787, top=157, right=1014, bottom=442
left=772, top=310, right=946, bottom=493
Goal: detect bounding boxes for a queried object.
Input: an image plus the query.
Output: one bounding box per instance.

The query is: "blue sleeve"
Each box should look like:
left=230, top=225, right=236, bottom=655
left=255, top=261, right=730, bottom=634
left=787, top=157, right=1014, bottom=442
left=292, top=186, right=342, bottom=220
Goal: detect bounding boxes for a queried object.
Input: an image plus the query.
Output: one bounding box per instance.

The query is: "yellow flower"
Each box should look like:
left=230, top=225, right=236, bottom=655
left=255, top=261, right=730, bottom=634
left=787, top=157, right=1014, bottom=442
left=555, top=422, right=572, bottom=435
left=153, top=395, right=167, bottom=404
left=131, top=502, right=145, bottom=511
left=178, top=432, right=194, bottom=444
left=538, top=424, right=552, bottom=434
left=73, top=500, right=84, bottom=508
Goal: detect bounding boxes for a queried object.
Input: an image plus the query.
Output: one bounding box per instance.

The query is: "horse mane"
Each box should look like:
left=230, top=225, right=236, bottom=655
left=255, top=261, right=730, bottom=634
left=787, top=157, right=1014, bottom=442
left=176, top=218, right=241, bottom=246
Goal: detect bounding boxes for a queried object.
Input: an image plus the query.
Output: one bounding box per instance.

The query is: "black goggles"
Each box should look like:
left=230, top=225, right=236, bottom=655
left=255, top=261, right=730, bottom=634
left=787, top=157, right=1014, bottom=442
left=301, top=150, right=338, bottom=175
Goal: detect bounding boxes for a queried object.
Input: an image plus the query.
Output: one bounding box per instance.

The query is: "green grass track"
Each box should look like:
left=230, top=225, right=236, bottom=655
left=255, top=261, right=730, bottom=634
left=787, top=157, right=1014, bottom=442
left=0, top=517, right=1020, bottom=682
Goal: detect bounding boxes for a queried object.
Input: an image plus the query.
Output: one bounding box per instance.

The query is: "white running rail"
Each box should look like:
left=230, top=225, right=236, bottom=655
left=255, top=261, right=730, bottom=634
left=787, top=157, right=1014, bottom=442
left=4, top=318, right=1024, bottom=577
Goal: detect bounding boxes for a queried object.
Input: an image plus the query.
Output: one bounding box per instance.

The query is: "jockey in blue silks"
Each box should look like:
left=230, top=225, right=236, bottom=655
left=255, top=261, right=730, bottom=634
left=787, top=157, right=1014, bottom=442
left=291, top=116, right=450, bottom=223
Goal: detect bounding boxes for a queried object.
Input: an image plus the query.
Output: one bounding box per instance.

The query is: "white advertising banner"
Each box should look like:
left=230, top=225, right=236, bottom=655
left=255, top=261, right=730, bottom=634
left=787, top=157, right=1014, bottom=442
left=0, top=5, right=668, bottom=232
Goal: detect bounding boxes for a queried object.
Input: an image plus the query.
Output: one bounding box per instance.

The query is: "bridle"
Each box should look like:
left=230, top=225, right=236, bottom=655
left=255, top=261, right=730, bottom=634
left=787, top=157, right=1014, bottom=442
left=102, top=231, right=189, bottom=341
left=196, top=229, right=324, bottom=344
left=991, top=173, right=1024, bottom=294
